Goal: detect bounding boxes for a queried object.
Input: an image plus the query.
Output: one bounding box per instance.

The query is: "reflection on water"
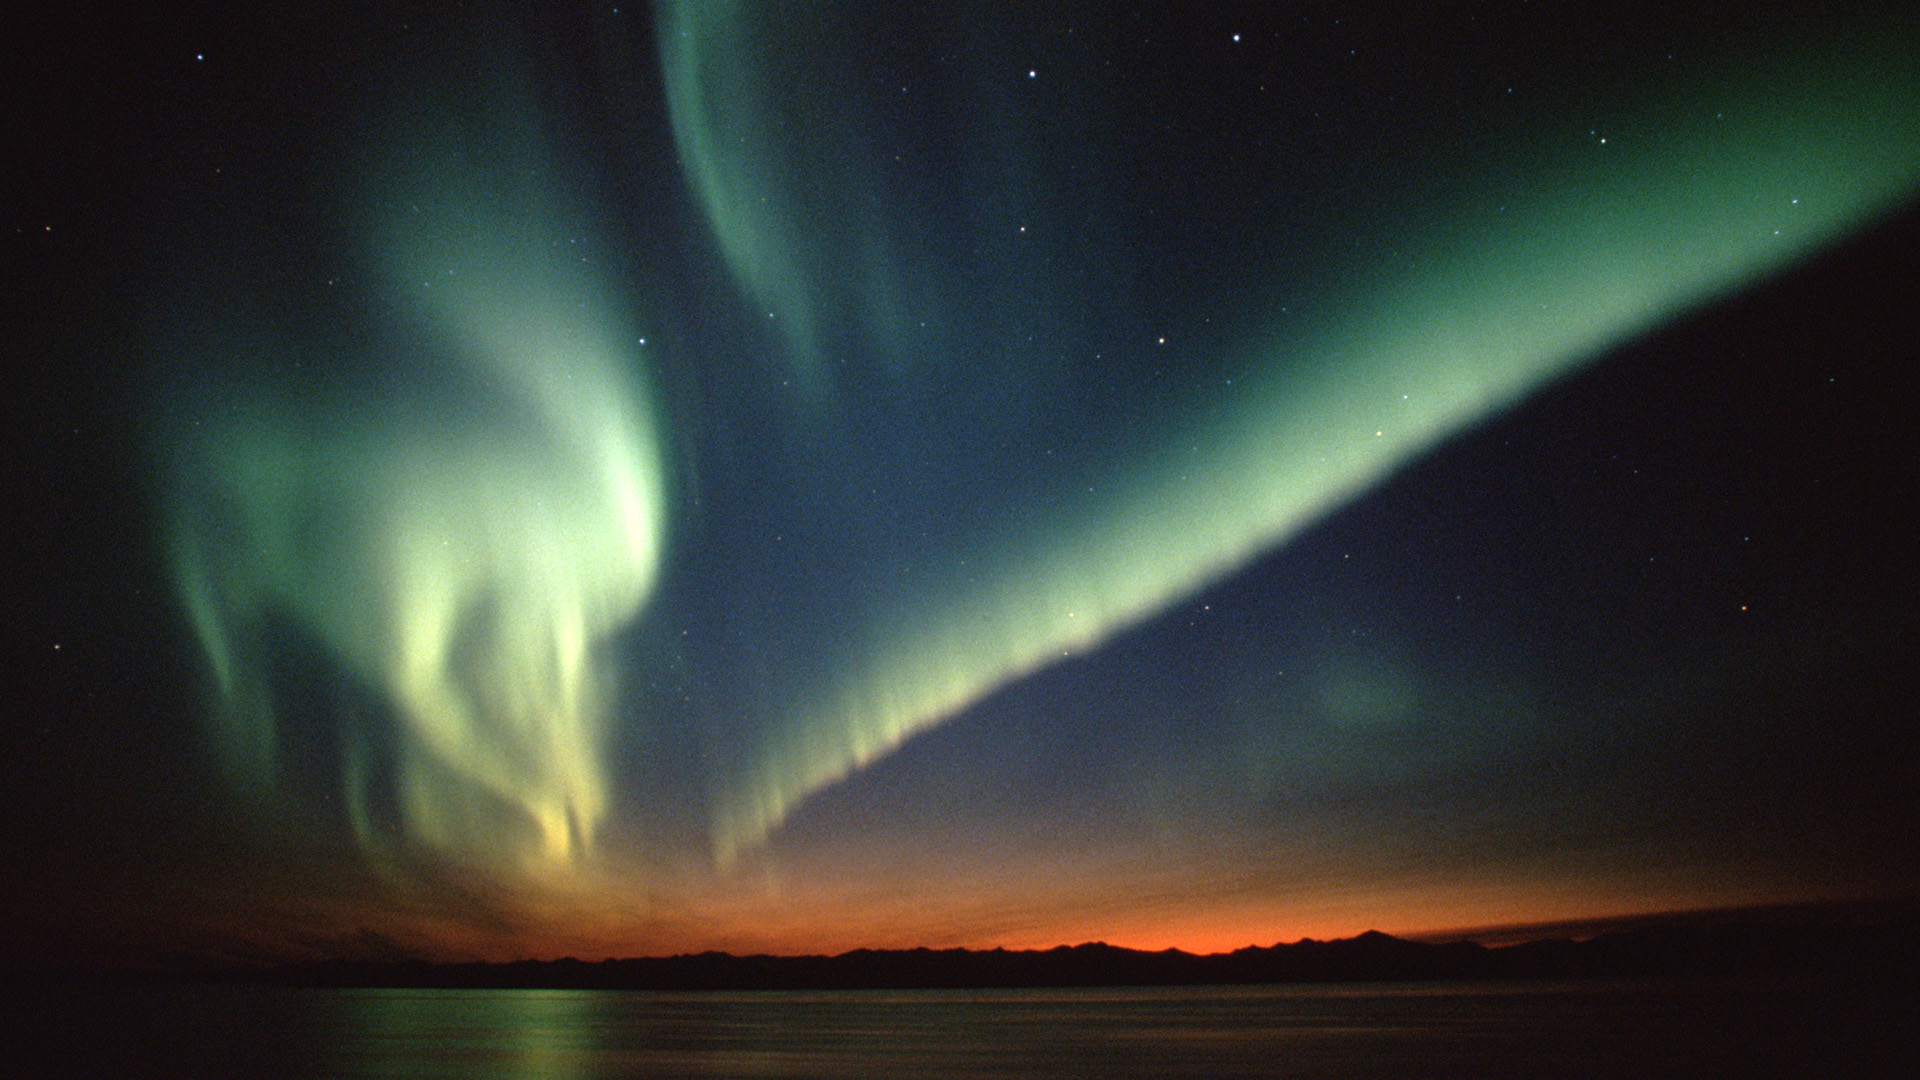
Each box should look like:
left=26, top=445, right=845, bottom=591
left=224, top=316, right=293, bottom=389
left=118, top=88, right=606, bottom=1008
left=14, top=980, right=1910, bottom=1078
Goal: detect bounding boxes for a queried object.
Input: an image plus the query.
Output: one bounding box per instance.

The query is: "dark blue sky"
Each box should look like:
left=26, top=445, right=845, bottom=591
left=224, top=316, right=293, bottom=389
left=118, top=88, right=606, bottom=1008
left=4, top=0, right=1918, bottom=965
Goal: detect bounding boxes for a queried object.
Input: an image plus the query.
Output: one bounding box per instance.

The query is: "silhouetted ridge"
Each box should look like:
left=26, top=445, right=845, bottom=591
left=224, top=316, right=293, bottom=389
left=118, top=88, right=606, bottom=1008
left=226, top=906, right=1919, bottom=991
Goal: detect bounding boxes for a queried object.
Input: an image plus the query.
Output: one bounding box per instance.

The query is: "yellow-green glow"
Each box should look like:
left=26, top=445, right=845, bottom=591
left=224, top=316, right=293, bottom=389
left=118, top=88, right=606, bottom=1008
left=339, top=989, right=594, bottom=1080
left=705, top=44, right=1920, bottom=861
left=168, top=115, right=667, bottom=881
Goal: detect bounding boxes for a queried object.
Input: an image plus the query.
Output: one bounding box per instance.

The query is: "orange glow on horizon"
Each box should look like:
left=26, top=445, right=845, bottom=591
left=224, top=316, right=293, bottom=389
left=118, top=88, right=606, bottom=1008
left=246, top=876, right=1829, bottom=965
left=130, top=829, right=1853, bottom=968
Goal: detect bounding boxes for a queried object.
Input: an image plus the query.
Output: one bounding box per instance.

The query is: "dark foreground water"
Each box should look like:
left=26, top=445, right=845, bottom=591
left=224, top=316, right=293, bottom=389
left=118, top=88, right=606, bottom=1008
left=14, top=979, right=1914, bottom=1078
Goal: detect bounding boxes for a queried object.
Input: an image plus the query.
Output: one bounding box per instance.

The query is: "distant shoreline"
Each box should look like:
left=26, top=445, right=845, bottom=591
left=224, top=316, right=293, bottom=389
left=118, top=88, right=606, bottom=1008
left=24, top=902, right=1911, bottom=992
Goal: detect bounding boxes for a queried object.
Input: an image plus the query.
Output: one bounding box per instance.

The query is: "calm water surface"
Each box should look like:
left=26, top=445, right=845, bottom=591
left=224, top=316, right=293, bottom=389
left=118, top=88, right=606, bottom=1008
left=17, top=979, right=1911, bottom=1078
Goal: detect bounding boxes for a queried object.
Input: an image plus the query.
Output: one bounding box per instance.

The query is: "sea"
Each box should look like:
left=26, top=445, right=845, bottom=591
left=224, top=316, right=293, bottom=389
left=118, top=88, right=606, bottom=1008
left=13, top=978, right=1913, bottom=1078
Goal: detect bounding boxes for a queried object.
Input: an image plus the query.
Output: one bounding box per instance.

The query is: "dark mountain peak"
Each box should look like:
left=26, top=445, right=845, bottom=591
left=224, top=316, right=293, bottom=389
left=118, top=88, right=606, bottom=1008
left=141, top=905, right=1918, bottom=992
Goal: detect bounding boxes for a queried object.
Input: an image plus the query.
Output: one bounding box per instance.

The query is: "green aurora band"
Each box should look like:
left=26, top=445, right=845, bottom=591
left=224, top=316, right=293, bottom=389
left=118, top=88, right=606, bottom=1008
left=662, top=5, right=1920, bottom=863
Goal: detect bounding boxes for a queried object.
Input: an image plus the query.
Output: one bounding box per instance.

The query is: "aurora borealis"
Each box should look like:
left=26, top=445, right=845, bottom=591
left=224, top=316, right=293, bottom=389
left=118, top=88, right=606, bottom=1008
left=7, top=1, right=1920, bottom=967
left=164, top=66, right=669, bottom=878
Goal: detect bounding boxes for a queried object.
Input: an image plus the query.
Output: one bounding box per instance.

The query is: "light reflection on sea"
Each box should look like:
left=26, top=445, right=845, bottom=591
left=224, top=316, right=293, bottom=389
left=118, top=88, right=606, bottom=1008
left=14, top=979, right=1911, bottom=1078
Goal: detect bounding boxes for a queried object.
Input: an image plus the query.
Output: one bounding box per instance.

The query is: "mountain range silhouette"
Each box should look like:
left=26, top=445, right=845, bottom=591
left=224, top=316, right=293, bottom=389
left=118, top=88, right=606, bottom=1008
left=240, top=903, right=1917, bottom=991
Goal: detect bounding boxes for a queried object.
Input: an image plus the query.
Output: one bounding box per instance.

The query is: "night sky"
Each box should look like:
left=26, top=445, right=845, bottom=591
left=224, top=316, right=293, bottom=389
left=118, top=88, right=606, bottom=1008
left=5, top=1, right=1918, bottom=968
